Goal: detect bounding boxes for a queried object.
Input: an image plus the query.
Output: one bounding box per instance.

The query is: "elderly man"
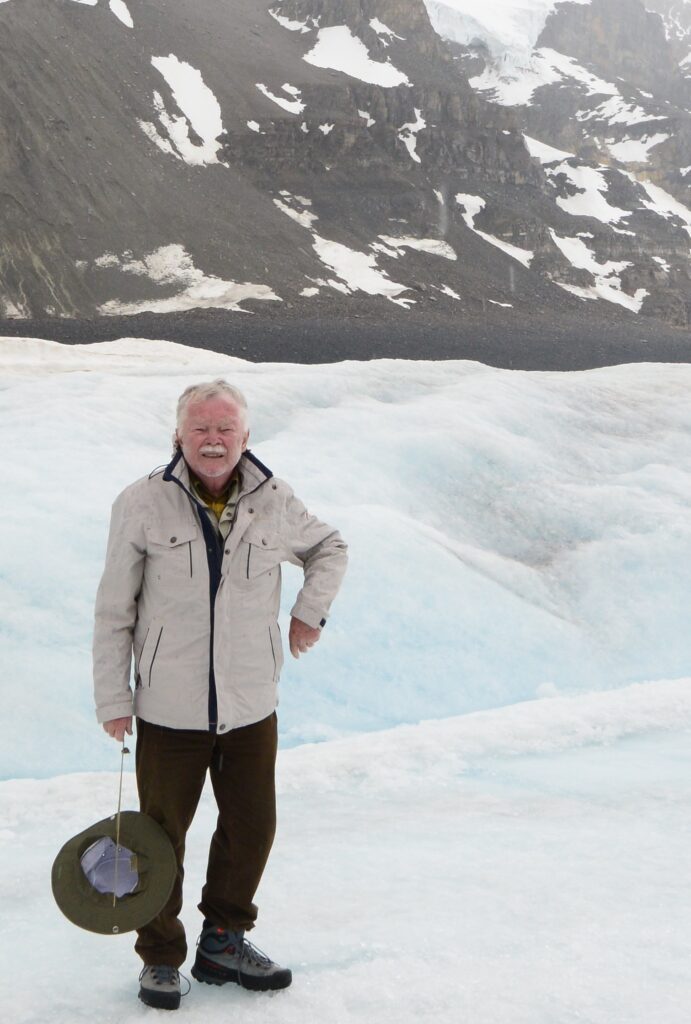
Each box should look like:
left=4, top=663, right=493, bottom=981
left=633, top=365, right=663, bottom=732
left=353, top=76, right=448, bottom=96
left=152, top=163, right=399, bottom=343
left=93, top=379, right=347, bottom=1010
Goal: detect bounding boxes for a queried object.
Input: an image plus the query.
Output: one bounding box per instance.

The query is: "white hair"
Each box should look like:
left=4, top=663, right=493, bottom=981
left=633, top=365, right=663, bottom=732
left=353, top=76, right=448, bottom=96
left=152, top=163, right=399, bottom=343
left=176, top=379, right=249, bottom=431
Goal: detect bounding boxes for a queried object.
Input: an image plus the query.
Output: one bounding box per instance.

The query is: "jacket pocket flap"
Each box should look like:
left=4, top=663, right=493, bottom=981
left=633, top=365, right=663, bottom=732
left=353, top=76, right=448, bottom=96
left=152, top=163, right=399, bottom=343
left=146, top=522, right=198, bottom=547
left=243, top=524, right=280, bottom=551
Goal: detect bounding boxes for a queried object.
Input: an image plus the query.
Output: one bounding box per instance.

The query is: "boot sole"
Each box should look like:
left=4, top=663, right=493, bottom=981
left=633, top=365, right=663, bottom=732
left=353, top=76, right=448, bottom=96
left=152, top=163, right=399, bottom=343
left=191, top=958, right=292, bottom=991
left=138, top=988, right=181, bottom=1011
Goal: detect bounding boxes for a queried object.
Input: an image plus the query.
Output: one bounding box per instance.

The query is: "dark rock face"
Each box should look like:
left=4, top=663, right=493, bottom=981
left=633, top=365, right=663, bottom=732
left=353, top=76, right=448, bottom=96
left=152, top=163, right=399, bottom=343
left=0, top=0, right=689, bottom=333
left=539, top=0, right=678, bottom=96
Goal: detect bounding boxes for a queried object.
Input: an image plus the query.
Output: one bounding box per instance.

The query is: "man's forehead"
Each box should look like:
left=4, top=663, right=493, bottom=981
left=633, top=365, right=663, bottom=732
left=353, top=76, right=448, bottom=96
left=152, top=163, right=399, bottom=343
left=185, top=397, right=246, bottom=421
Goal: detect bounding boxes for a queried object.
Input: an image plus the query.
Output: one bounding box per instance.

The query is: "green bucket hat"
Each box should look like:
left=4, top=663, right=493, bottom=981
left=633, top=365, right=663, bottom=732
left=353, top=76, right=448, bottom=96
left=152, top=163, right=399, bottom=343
left=51, top=811, right=176, bottom=935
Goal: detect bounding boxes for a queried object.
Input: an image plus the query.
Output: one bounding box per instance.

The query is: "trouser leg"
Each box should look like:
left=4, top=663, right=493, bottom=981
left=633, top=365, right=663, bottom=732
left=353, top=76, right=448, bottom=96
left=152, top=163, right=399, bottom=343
left=199, top=712, right=278, bottom=932
left=134, top=719, right=212, bottom=967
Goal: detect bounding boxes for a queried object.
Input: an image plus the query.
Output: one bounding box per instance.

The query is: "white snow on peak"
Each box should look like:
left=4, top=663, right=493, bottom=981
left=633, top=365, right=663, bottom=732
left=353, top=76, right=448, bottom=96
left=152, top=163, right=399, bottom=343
left=319, top=123, right=335, bottom=135
left=549, top=230, right=646, bottom=312
left=398, top=109, right=426, bottom=163
left=268, top=8, right=312, bottom=33
left=548, top=163, right=631, bottom=224
left=424, top=0, right=590, bottom=62
left=150, top=56, right=224, bottom=165
left=109, top=0, right=133, bottom=28
left=358, top=109, right=376, bottom=127
left=523, top=134, right=574, bottom=163
left=378, top=236, right=457, bottom=260
left=370, top=17, right=406, bottom=43
left=607, top=133, right=670, bottom=163
left=256, top=82, right=305, bottom=115
left=94, top=245, right=280, bottom=314
left=456, top=194, right=534, bottom=267
left=304, top=26, right=410, bottom=87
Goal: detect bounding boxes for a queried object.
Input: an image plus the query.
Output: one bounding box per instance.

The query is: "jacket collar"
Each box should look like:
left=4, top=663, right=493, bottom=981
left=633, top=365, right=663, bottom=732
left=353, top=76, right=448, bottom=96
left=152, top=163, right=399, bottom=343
left=162, top=448, right=273, bottom=499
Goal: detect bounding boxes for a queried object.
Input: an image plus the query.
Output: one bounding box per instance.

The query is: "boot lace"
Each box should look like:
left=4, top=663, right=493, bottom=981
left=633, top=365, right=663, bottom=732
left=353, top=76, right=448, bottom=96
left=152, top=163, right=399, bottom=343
left=240, top=939, right=274, bottom=971
left=139, top=965, right=191, bottom=995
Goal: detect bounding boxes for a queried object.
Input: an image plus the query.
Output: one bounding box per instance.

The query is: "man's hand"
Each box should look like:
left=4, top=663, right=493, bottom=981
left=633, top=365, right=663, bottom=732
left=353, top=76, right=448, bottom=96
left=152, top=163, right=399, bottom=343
left=289, top=617, right=321, bottom=659
left=103, top=716, right=133, bottom=742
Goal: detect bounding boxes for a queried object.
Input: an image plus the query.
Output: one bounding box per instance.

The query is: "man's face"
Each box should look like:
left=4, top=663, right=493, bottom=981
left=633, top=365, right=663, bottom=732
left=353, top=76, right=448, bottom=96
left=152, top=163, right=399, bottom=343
left=176, top=396, right=249, bottom=489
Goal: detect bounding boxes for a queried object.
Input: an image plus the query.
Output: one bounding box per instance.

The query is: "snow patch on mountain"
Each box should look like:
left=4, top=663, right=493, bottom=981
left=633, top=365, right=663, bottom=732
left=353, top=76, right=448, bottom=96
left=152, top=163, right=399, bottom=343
left=370, top=18, right=405, bottom=44
left=523, top=134, right=574, bottom=163
left=636, top=179, right=691, bottom=238
left=398, top=109, right=426, bottom=162
left=456, top=194, right=534, bottom=267
left=377, top=236, right=457, bottom=259
left=304, top=26, right=410, bottom=86
left=578, top=96, right=668, bottom=127
left=146, top=56, right=224, bottom=165
left=257, top=82, right=305, bottom=115
left=548, top=163, right=631, bottom=224
left=273, top=194, right=319, bottom=229
left=109, top=0, right=132, bottom=28
left=607, top=133, right=670, bottom=163
left=94, top=245, right=280, bottom=314
left=550, top=230, right=647, bottom=311
left=312, top=236, right=413, bottom=306
left=268, top=8, right=312, bottom=33
left=470, top=46, right=619, bottom=106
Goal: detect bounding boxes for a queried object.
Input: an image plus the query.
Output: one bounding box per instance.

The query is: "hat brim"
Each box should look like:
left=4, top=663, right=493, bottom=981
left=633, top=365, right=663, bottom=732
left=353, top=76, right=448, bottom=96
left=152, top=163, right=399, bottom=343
left=52, top=811, right=176, bottom=935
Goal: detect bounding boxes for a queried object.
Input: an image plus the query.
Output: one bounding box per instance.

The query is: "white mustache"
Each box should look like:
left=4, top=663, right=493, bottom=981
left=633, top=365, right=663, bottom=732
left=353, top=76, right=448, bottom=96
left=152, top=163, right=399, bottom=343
left=200, top=446, right=227, bottom=456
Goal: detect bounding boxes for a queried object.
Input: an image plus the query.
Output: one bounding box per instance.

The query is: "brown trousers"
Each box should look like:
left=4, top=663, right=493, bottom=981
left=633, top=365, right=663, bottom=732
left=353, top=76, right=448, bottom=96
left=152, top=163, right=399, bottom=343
left=134, top=713, right=278, bottom=967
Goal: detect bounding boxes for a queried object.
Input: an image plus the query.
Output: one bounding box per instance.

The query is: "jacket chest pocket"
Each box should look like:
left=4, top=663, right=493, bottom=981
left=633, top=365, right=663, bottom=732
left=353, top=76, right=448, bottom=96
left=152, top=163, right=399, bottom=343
left=240, top=525, right=281, bottom=580
left=145, top=522, right=198, bottom=579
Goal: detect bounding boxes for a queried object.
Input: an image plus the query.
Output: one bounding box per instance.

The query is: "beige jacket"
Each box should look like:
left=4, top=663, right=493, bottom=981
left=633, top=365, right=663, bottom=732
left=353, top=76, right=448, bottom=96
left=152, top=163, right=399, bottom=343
left=93, top=450, right=347, bottom=733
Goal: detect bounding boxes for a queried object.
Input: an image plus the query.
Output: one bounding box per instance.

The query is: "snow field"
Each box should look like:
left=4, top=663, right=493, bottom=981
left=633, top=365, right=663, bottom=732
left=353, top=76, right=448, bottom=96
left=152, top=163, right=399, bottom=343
left=2, top=711, right=690, bottom=1023
left=1, top=336, right=690, bottom=1022
left=2, top=338, right=691, bottom=778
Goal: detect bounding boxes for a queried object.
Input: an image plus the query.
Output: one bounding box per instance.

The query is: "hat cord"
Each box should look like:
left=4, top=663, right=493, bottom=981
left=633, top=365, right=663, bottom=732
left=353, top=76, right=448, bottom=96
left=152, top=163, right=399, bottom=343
left=112, top=738, right=130, bottom=909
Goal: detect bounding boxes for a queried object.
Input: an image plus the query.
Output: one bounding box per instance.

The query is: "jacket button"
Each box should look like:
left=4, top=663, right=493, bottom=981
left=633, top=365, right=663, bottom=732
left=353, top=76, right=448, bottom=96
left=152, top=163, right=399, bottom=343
left=219, top=723, right=226, bottom=731
left=272, top=484, right=277, bottom=490
left=225, top=549, right=230, bottom=555
left=262, top=539, right=267, bottom=545
left=170, top=536, right=177, bottom=543
left=248, top=508, right=254, bottom=514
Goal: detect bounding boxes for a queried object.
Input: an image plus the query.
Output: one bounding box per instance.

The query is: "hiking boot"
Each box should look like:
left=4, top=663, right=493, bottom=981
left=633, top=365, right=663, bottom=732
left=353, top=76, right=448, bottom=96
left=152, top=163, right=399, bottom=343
left=138, top=964, right=181, bottom=1010
left=191, top=923, right=292, bottom=991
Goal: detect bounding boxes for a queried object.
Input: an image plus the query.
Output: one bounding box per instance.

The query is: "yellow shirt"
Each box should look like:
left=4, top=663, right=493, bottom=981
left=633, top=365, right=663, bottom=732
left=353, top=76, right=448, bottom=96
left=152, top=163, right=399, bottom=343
left=191, top=472, right=241, bottom=541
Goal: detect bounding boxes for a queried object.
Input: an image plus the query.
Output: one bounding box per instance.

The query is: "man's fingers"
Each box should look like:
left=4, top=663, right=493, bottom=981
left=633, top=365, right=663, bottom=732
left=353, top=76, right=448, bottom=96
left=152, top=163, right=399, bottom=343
left=102, top=717, right=133, bottom=741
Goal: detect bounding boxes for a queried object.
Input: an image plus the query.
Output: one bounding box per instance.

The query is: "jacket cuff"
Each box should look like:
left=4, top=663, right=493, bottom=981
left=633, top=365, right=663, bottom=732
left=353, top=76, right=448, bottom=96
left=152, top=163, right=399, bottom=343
left=95, top=698, right=134, bottom=724
left=290, top=598, right=327, bottom=630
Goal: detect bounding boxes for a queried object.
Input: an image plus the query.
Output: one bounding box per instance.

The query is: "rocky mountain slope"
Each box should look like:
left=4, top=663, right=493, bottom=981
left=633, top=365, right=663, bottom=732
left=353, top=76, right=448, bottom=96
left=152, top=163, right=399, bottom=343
left=0, top=0, right=690, bottom=333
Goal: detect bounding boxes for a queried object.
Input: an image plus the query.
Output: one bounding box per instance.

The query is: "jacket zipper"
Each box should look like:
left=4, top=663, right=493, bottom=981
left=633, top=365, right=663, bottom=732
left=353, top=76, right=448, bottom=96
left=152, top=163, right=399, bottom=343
left=163, top=452, right=271, bottom=731
left=148, top=626, right=163, bottom=687
left=268, top=625, right=277, bottom=680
